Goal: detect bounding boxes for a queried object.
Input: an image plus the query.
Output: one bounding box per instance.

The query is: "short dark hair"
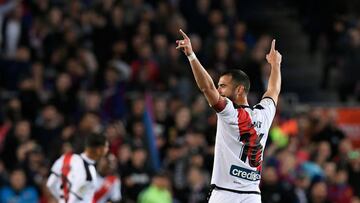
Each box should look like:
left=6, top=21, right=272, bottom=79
left=153, top=170, right=170, bottom=179
left=85, top=133, right=107, bottom=148
left=220, top=69, right=250, bottom=93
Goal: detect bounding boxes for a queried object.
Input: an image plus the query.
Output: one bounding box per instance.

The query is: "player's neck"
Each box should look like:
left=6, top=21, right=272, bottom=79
left=235, top=96, right=249, bottom=106
left=83, top=150, right=97, bottom=162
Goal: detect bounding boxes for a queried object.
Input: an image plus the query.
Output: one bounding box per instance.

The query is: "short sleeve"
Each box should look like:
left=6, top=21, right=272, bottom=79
left=256, top=97, right=276, bottom=124
left=216, top=98, right=237, bottom=120
left=50, top=158, right=61, bottom=174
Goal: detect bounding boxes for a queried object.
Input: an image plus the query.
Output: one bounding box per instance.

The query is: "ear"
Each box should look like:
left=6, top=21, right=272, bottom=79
left=236, top=85, right=245, bottom=95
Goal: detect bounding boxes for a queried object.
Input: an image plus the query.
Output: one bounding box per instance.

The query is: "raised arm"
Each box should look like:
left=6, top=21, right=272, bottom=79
left=176, top=29, right=220, bottom=106
left=263, top=39, right=282, bottom=105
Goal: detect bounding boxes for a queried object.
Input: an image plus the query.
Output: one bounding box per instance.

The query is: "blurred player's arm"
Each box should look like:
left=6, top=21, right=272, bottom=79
left=262, top=39, right=282, bottom=105
left=110, top=177, right=122, bottom=202
left=67, top=158, right=88, bottom=203
left=46, top=159, right=62, bottom=200
left=176, top=29, right=221, bottom=107
left=46, top=173, right=61, bottom=199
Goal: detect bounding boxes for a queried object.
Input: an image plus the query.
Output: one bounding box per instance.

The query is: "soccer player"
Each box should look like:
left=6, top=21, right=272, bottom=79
left=46, top=134, right=109, bottom=203
left=176, top=29, right=282, bottom=203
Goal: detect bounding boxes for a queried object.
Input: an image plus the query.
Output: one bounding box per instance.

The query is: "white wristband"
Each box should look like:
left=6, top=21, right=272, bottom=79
left=187, top=52, right=197, bottom=61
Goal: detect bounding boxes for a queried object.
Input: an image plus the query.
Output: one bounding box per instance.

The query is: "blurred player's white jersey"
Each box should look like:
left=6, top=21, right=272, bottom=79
left=92, top=174, right=121, bottom=203
left=211, top=97, right=276, bottom=193
left=46, top=153, right=97, bottom=203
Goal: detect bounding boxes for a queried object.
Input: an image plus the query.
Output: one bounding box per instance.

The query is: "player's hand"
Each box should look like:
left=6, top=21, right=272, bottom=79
left=266, top=39, right=282, bottom=67
left=176, top=29, right=193, bottom=56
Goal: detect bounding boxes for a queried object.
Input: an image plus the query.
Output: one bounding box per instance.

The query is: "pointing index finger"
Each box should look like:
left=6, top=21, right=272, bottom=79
left=179, top=29, right=189, bottom=39
left=271, top=39, right=276, bottom=52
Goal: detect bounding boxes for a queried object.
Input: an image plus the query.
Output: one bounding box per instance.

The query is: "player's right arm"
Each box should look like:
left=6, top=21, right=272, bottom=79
left=176, top=29, right=223, bottom=109
left=46, top=158, right=62, bottom=200
left=67, top=156, right=88, bottom=203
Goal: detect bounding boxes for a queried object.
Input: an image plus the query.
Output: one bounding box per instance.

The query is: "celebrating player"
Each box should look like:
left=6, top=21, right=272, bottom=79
left=176, top=29, right=282, bottom=203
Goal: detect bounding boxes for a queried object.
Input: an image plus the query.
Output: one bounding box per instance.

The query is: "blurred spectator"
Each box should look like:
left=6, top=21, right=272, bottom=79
left=104, top=121, right=125, bottom=156
left=1, top=119, right=32, bottom=170
left=18, top=77, right=41, bottom=121
left=34, top=104, right=63, bottom=155
left=117, top=143, right=132, bottom=175
left=178, top=166, right=209, bottom=203
left=0, top=0, right=18, bottom=47
left=261, top=166, right=297, bottom=203
left=49, top=72, right=78, bottom=120
left=308, top=181, right=331, bottom=203
left=71, top=111, right=102, bottom=153
left=323, top=162, right=337, bottom=185
left=311, top=110, right=345, bottom=158
left=167, top=106, right=192, bottom=145
left=128, top=120, right=147, bottom=149
left=3, top=97, right=22, bottom=123
left=163, top=143, right=188, bottom=194
left=328, top=168, right=353, bottom=203
left=0, top=47, right=31, bottom=90
left=0, top=168, right=39, bottom=203
left=294, top=172, right=311, bottom=203
left=130, top=43, right=160, bottom=90
left=312, top=141, right=332, bottom=167
left=102, top=64, right=127, bottom=121
left=138, top=171, right=172, bottom=203
left=122, top=147, right=152, bottom=203
left=1, top=3, right=28, bottom=58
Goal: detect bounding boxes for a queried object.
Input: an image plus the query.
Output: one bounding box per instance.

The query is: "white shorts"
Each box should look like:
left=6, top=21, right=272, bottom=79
left=209, top=188, right=262, bottom=203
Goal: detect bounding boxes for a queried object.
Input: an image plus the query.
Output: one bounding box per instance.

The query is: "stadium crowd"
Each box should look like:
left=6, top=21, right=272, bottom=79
left=0, top=0, right=359, bottom=202
left=297, top=0, right=360, bottom=101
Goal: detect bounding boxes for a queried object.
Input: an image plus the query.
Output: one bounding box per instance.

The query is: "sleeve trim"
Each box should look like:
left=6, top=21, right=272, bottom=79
left=262, top=96, right=276, bottom=107
left=211, top=97, right=227, bottom=112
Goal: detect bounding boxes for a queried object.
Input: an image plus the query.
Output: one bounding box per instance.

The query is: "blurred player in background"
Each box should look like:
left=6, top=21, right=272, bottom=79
left=92, top=154, right=121, bottom=203
left=176, top=29, right=282, bottom=203
left=46, top=134, right=109, bottom=203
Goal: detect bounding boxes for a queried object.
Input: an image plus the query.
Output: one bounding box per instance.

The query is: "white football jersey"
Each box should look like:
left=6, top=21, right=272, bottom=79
left=211, top=97, right=276, bottom=192
left=93, top=174, right=121, bottom=203
left=46, top=153, right=97, bottom=203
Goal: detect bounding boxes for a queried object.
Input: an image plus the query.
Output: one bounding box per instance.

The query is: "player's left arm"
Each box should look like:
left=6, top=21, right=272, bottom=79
left=262, top=39, right=282, bottom=106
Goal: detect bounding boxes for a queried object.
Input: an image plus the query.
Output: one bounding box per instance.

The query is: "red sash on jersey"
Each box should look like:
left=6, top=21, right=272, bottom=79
left=92, top=176, right=117, bottom=203
left=61, top=153, right=73, bottom=203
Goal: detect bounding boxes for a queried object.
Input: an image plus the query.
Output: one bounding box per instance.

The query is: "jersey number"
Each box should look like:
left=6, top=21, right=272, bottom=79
left=239, top=133, right=264, bottom=167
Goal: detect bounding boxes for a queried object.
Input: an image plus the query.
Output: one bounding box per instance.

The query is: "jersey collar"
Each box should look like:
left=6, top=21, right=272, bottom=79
left=81, top=153, right=96, bottom=165
left=233, top=103, right=252, bottom=109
